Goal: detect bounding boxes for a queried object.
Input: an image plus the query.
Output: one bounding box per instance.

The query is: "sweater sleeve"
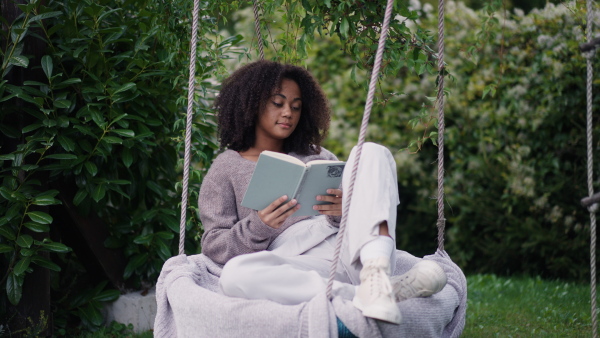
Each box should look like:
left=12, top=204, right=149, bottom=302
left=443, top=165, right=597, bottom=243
left=199, top=162, right=281, bottom=265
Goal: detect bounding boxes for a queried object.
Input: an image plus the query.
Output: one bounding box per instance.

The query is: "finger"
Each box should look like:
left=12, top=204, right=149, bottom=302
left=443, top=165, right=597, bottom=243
left=263, top=195, right=289, bottom=213
left=327, top=189, right=343, bottom=197
left=259, top=201, right=298, bottom=229
left=316, top=204, right=342, bottom=215
left=316, top=195, right=342, bottom=203
left=277, top=199, right=298, bottom=216
left=280, top=200, right=300, bottom=218
left=271, top=201, right=300, bottom=225
left=313, top=203, right=342, bottom=212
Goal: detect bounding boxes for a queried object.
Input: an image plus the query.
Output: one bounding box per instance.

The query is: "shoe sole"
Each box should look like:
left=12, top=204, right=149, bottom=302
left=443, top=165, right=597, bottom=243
left=353, top=296, right=402, bottom=325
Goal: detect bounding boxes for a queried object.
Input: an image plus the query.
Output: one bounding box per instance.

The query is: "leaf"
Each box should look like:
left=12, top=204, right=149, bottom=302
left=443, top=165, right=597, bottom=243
left=156, top=238, right=171, bottom=261
left=146, top=181, right=164, bottom=197
left=93, top=289, right=120, bottom=302
left=133, top=233, right=153, bottom=245
left=23, top=80, right=48, bottom=86
left=0, top=226, right=16, bottom=241
left=13, top=257, right=31, bottom=276
left=45, top=153, right=77, bottom=160
left=16, top=234, right=33, bottom=248
left=21, top=123, right=43, bottom=133
left=109, top=180, right=130, bottom=185
left=0, top=154, right=15, bottom=161
left=92, top=184, right=105, bottom=202
left=6, top=273, right=22, bottom=305
left=32, top=256, right=61, bottom=271
left=122, top=147, right=133, bottom=168
left=103, top=136, right=123, bottom=144
left=340, top=17, right=349, bottom=39
left=20, top=248, right=35, bottom=257
left=42, top=117, right=57, bottom=127
left=41, top=55, right=53, bottom=79
left=73, top=189, right=88, bottom=206
left=79, top=303, right=104, bottom=327
left=110, top=113, right=128, bottom=125
left=111, top=129, right=134, bottom=137
left=9, top=55, right=29, bottom=68
left=57, top=135, right=76, bottom=152
left=85, top=161, right=98, bottom=176
left=29, top=11, right=62, bottom=22
left=123, top=253, right=148, bottom=279
left=23, top=222, right=50, bottom=233
left=42, top=241, right=70, bottom=253
left=155, top=231, right=175, bottom=240
left=158, top=214, right=179, bottom=233
left=56, top=78, right=82, bottom=86
left=27, top=211, right=53, bottom=225
left=33, top=193, right=59, bottom=206
left=53, top=99, right=71, bottom=109
left=112, top=82, right=136, bottom=95
left=0, top=244, right=14, bottom=253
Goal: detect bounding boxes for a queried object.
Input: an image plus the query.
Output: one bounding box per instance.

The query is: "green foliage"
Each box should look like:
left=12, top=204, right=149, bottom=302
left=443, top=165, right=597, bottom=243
left=0, top=0, right=243, bottom=330
left=441, top=1, right=600, bottom=280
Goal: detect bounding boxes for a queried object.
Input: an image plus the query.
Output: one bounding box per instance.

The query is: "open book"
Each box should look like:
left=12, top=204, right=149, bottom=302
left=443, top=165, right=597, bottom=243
left=241, top=151, right=345, bottom=216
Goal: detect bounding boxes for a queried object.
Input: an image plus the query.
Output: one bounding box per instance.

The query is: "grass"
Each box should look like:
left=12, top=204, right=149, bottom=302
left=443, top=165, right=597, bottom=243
left=73, top=322, right=153, bottom=338
left=464, top=274, right=594, bottom=337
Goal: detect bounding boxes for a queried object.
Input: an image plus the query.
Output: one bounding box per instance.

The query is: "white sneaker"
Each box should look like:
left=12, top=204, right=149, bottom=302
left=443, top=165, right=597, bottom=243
left=352, top=257, right=402, bottom=325
left=391, top=260, right=447, bottom=302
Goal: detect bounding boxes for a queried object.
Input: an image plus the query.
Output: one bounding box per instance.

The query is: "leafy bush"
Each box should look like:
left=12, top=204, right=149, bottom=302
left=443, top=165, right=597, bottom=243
left=440, top=1, right=600, bottom=280
left=0, top=0, right=243, bottom=330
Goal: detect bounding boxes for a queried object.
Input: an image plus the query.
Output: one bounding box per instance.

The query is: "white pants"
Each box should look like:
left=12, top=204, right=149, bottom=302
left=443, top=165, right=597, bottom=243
left=220, top=143, right=400, bottom=305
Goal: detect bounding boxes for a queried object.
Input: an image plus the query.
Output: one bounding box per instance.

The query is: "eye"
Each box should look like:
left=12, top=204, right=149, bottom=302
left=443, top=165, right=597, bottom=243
left=272, top=101, right=283, bottom=107
left=292, top=106, right=302, bottom=111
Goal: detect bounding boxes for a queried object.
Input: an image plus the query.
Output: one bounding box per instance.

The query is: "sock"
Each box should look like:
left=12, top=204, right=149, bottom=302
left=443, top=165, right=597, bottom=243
left=359, top=236, right=395, bottom=265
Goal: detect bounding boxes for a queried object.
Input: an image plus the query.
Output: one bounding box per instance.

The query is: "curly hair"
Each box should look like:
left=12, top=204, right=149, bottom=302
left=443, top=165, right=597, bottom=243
left=215, top=60, right=330, bottom=155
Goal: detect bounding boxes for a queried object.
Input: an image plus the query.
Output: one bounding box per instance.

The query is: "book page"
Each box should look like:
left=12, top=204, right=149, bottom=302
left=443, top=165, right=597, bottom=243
left=293, top=162, right=345, bottom=216
left=261, top=150, right=306, bottom=166
left=241, top=153, right=306, bottom=211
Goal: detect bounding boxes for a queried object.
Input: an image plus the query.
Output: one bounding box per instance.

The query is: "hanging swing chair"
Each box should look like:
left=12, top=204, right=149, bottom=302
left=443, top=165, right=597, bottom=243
left=154, top=0, right=467, bottom=336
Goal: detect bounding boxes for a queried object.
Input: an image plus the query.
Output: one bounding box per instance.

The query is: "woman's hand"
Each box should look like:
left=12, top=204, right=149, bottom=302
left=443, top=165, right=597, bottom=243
left=313, top=189, right=343, bottom=216
left=258, top=195, right=299, bottom=229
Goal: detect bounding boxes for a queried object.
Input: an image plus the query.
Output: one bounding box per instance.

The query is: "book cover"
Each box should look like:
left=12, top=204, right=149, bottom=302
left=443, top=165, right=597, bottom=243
left=241, top=151, right=345, bottom=216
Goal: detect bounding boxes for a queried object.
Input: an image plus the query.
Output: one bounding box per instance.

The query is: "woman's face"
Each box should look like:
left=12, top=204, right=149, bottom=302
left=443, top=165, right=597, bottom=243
left=255, top=78, right=302, bottom=144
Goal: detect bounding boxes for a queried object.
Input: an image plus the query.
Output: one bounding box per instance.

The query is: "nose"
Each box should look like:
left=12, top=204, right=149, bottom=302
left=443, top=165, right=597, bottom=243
left=281, top=104, right=291, bottom=117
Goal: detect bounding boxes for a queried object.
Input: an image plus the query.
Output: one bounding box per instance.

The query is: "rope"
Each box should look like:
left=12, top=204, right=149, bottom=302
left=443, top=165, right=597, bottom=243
left=179, top=0, right=200, bottom=256
left=326, top=0, right=396, bottom=300
left=252, top=0, right=265, bottom=60
left=584, top=0, right=597, bottom=335
left=436, top=0, right=446, bottom=252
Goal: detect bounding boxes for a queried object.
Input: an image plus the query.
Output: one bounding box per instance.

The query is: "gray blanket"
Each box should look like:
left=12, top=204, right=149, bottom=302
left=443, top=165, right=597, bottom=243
left=154, top=249, right=466, bottom=337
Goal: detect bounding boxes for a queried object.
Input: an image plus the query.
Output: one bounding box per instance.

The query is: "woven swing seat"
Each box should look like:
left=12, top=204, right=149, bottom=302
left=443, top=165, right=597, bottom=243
left=154, top=249, right=466, bottom=337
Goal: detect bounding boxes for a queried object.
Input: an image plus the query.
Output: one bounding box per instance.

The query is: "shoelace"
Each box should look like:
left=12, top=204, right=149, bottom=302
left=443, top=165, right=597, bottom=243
left=364, top=266, right=392, bottom=297
left=394, top=273, right=420, bottom=301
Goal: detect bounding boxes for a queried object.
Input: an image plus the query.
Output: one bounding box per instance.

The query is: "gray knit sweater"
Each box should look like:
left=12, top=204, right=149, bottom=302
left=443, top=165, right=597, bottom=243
left=199, top=148, right=341, bottom=265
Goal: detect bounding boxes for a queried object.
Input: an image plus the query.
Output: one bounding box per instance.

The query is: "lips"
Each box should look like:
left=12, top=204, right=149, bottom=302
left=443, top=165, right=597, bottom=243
left=277, top=122, right=292, bottom=129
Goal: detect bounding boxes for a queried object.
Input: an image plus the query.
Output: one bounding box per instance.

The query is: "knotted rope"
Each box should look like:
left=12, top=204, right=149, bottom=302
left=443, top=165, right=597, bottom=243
left=179, top=0, right=200, bottom=255
left=584, top=0, right=597, bottom=335
left=252, top=0, right=265, bottom=60
left=325, top=0, right=396, bottom=300
left=436, top=0, right=446, bottom=252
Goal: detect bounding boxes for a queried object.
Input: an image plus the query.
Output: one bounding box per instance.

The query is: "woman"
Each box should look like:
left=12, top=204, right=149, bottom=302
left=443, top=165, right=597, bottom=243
left=198, top=60, right=446, bottom=325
